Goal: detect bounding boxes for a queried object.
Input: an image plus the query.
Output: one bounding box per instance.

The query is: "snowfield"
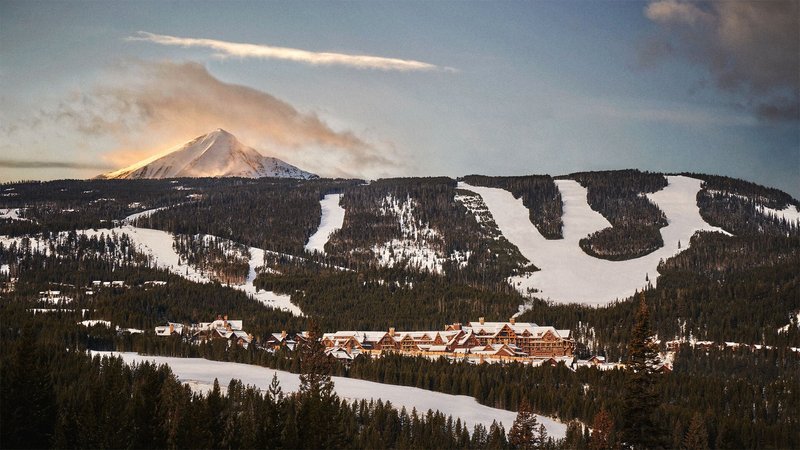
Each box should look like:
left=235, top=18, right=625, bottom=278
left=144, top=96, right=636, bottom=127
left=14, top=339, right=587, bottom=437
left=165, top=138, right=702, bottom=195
left=460, top=176, right=728, bottom=305
left=305, top=193, right=345, bottom=255
left=94, top=352, right=567, bottom=437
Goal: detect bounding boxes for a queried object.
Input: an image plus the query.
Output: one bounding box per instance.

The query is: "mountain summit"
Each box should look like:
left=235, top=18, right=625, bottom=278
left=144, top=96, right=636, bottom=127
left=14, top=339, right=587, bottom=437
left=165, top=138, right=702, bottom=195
left=99, top=129, right=317, bottom=179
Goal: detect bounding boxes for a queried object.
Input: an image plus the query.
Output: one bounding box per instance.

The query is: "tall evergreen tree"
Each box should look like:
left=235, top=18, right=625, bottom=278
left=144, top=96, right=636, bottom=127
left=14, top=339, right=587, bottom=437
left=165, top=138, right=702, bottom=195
left=508, top=398, right=539, bottom=449
left=620, top=294, right=665, bottom=449
left=683, top=413, right=709, bottom=450
left=296, top=320, right=343, bottom=449
left=589, top=408, right=618, bottom=450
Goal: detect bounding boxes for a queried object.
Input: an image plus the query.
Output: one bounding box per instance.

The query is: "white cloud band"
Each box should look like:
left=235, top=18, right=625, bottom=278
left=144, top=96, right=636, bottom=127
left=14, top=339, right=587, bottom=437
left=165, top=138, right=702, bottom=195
left=129, top=31, right=450, bottom=72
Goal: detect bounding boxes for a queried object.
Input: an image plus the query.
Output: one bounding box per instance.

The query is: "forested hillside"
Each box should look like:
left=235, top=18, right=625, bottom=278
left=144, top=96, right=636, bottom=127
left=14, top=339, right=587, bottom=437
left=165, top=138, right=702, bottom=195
left=567, top=170, right=668, bottom=260
left=2, top=172, right=799, bottom=449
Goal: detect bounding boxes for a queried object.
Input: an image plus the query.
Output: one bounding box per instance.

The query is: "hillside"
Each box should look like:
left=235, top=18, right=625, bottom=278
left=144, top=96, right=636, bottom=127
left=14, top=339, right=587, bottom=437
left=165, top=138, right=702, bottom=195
left=2, top=169, right=799, bottom=448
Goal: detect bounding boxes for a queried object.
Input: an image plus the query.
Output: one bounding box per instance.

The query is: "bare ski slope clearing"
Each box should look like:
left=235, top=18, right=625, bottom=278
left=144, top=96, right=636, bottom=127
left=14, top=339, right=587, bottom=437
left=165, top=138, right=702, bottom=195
left=305, top=193, right=345, bottom=254
left=96, top=352, right=567, bottom=437
left=460, top=176, right=727, bottom=305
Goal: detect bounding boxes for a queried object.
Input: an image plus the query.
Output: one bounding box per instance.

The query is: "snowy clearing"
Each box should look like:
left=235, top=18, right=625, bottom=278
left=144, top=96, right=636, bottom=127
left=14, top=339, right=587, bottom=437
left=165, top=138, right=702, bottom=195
left=0, top=208, right=31, bottom=222
left=124, top=206, right=172, bottom=223
left=81, top=226, right=303, bottom=316
left=241, top=246, right=303, bottom=316
left=373, top=194, right=459, bottom=273
left=757, top=204, right=800, bottom=224
left=460, top=176, right=728, bottom=305
left=305, top=193, right=345, bottom=255
left=95, top=352, right=567, bottom=437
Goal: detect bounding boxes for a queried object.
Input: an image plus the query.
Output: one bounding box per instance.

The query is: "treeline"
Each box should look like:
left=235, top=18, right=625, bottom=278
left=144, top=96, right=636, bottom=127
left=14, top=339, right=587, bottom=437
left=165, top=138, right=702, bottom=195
left=173, top=234, right=250, bottom=284
left=326, top=177, right=530, bottom=285
left=568, top=170, right=668, bottom=260
left=255, top=264, right=524, bottom=330
left=0, top=235, right=306, bottom=336
left=0, top=178, right=194, bottom=236
left=461, top=175, right=564, bottom=239
left=117, top=321, right=800, bottom=450
left=143, top=178, right=360, bottom=255
left=693, top=173, right=799, bottom=236
left=0, top=310, right=528, bottom=450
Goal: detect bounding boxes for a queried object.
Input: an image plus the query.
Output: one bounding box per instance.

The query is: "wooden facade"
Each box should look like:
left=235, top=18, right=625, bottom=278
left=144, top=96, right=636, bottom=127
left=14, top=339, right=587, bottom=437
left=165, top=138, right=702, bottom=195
left=322, top=318, right=574, bottom=360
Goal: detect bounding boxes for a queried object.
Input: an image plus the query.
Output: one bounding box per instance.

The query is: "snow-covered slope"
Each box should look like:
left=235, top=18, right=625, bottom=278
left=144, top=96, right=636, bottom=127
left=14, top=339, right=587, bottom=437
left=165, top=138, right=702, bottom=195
left=305, top=193, right=345, bottom=254
left=96, top=352, right=567, bottom=437
left=100, top=129, right=317, bottom=180
left=460, top=176, right=728, bottom=305
left=74, top=225, right=304, bottom=316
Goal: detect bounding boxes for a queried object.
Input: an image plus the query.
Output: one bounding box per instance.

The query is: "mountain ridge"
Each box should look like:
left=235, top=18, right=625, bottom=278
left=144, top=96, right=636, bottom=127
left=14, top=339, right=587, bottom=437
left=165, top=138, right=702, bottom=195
left=98, top=129, right=317, bottom=180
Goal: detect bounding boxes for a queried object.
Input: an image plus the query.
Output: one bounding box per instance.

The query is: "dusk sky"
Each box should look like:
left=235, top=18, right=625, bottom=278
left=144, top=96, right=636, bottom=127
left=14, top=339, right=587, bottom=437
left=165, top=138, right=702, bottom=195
left=1, top=1, right=798, bottom=197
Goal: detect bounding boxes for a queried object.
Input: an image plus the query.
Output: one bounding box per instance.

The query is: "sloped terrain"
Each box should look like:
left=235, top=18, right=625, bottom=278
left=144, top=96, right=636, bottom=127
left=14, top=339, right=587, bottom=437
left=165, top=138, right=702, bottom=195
left=100, top=129, right=317, bottom=180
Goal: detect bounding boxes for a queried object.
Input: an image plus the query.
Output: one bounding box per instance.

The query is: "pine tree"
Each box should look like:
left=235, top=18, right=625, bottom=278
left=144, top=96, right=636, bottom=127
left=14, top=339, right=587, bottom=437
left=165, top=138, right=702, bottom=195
left=296, top=320, right=343, bottom=449
left=683, top=413, right=709, bottom=450
left=509, top=398, right=539, bottom=449
left=589, top=408, right=618, bottom=450
left=620, top=294, right=665, bottom=449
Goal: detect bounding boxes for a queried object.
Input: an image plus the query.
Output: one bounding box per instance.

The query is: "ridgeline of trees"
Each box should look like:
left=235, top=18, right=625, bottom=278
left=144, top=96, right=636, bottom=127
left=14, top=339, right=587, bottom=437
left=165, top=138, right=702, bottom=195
left=460, top=175, right=563, bottom=240
left=0, top=178, right=198, bottom=236
left=255, top=263, right=524, bottom=331
left=143, top=178, right=360, bottom=255
left=566, top=170, right=668, bottom=261
left=326, top=177, right=531, bottom=284
left=690, top=173, right=800, bottom=237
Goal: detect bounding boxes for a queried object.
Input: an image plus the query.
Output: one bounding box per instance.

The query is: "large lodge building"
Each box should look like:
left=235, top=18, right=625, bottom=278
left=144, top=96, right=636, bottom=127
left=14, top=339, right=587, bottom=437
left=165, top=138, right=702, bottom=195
left=322, top=317, right=574, bottom=362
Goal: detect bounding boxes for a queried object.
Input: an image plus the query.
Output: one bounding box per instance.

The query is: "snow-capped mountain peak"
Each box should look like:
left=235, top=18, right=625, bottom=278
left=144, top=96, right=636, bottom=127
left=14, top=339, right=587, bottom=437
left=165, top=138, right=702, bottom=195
left=99, top=129, right=317, bottom=180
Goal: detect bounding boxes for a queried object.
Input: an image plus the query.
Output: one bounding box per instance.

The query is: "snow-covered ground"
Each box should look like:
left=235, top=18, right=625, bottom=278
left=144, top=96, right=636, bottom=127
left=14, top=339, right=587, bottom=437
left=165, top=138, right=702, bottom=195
left=241, top=246, right=302, bottom=316
left=757, top=204, right=800, bottom=224
left=82, top=226, right=303, bottom=316
left=460, top=176, right=728, bottom=305
left=124, top=206, right=172, bottom=223
left=95, top=352, right=567, bottom=437
left=305, top=193, right=345, bottom=254
left=0, top=208, right=31, bottom=222
left=778, top=311, right=800, bottom=333
left=79, top=319, right=112, bottom=327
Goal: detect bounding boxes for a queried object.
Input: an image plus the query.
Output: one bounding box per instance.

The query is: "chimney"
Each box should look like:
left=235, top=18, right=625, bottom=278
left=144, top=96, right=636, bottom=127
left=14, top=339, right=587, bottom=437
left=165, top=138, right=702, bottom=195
left=509, top=317, right=516, bottom=325
left=479, top=317, right=485, bottom=325
left=452, top=323, right=461, bottom=330
left=389, top=327, right=395, bottom=337
left=281, top=330, right=287, bottom=339
left=169, top=323, right=174, bottom=334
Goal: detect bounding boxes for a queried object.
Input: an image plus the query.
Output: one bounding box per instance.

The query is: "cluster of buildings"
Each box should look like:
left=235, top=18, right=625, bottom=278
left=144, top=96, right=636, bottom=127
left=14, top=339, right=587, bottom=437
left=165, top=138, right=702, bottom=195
left=154, top=316, right=576, bottom=364
left=155, top=315, right=254, bottom=348
left=320, top=317, right=575, bottom=363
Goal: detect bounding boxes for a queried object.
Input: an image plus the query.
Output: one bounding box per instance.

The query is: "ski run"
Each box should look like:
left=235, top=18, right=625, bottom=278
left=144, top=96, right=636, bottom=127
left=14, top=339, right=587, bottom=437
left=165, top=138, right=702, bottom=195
left=459, top=176, right=729, bottom=305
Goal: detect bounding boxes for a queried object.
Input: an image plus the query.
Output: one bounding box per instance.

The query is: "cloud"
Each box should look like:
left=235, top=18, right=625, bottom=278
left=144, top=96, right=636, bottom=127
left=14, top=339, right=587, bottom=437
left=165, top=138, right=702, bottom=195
left=129, top=31, right=453, bottom=72
left=0, top=159, right=114, bottom=170
left=47, top=60, right=400, bottom=178
left=642, top=0, right=799, bottom=122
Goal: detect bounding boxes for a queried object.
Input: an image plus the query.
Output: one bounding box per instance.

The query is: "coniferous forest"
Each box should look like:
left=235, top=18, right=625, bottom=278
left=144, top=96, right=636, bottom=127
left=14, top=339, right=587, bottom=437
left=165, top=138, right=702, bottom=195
left=1, top=172, right=799, bottom=449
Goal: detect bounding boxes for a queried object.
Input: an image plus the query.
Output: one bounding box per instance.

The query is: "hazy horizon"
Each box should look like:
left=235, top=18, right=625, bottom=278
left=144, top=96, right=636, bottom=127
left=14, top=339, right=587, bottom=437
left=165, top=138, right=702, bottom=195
left=1, top=1, right=797, bottom=197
